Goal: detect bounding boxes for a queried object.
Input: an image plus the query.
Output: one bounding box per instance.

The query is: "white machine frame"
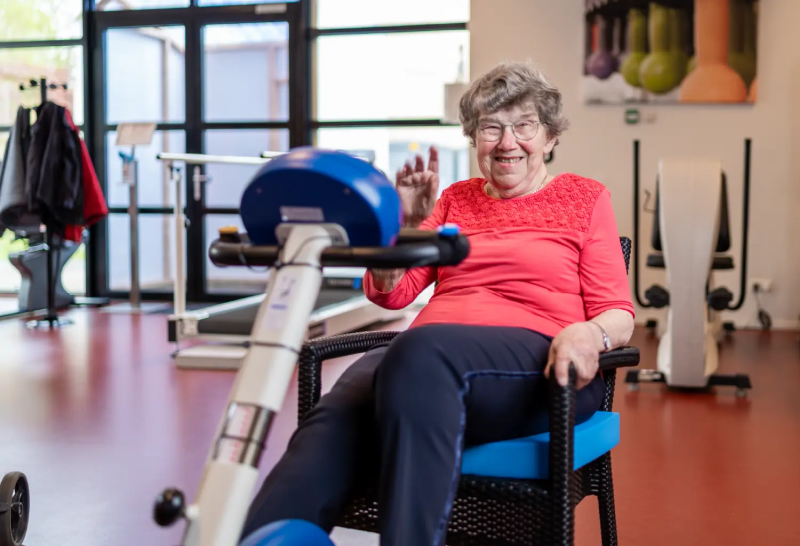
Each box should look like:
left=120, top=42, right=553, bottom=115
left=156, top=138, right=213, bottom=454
left=179, top=223, right=341, bottom=546
left=632, top=158, right=751, bottom=396
left=156, top=152, right=403, bottom=370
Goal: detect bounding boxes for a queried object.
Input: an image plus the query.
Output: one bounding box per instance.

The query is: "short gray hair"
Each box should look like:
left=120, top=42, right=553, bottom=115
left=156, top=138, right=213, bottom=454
left=459, top=61, right=569, bottom=147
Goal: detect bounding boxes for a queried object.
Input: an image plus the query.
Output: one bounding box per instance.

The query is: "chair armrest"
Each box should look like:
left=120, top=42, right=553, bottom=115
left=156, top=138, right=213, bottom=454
left=297, top=331, right=402, bottom=423
left=547, top=365, right=577, bottom=539
left=547, top=345, right=640, bottom=522
left=599, top=346, right=640, bottom=371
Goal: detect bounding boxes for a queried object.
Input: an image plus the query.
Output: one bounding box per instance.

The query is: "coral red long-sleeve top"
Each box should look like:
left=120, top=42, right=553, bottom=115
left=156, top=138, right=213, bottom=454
left=363, top=174, right=635, bottom=338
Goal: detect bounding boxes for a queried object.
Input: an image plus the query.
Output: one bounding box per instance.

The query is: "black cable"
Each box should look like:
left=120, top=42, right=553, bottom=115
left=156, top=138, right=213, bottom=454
left=283, top=235, right=333, bottom=265
left=753, top=285, right=772, bottom=330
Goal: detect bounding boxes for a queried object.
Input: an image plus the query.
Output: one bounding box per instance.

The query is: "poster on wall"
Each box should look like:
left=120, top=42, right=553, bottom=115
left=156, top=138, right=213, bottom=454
left=583, top=0, right=758, bottom=105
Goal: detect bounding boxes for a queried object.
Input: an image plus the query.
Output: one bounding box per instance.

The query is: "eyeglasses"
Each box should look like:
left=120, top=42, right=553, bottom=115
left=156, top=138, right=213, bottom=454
left=478, top=120, right=542, bottom=142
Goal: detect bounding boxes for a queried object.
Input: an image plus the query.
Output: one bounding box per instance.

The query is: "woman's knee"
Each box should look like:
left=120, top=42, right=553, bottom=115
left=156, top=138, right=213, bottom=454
left=374, top=326, right=462, bottom=422
left=376, top=326, right=459, bottom=385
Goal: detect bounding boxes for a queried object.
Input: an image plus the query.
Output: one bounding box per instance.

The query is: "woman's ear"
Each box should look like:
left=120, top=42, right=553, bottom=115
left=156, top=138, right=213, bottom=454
left=544, top=136, right=557, bottom=154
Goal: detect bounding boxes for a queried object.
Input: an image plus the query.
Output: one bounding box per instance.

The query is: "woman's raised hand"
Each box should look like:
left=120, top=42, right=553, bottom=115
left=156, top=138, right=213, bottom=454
left=396, top=146, right=440, bottom=227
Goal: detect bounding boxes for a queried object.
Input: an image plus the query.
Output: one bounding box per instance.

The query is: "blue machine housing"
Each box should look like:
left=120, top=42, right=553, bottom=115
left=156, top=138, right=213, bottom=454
left=240, top=147, right=402, bottom=247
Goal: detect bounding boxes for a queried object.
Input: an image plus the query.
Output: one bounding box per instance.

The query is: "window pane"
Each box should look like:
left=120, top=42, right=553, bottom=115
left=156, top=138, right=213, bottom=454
left=316, top=31, right=469, bottom=121
left=0, top=0, right=82, bottom=41
left=316, top=126, right=470, bottom=196
left=0, top=46, right=85, bottom=126
left=203, top=129, right=290, bottom=208
left=316, top=0, right=469, bottom=29
left=205, top=215, right=266, bottom=295
left=0, top=232, right=85, bottom=295
left=95, top=0, right=189, bottom=11
left=108, top=213, right=182, bottom=293
left=203, top=23, right=289, bottom=123
left=106, top=26, right=186, bottom=124
left=106, top=131, right=186, bottom=208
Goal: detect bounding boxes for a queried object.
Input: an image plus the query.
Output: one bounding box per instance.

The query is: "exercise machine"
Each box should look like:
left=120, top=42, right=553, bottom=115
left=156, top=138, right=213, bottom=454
left=156, top=152, right=405, bottom=370
left=151, top=147, right=470, bottom=545
left=627, top=139, right=752, bottom=395
left=2, top=237, right=77, bottom=316
left=0, top=471, right=30, bottom=546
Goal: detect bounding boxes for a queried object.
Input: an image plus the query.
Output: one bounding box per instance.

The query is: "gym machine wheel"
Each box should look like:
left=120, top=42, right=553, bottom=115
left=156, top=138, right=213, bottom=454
left=0, top=472, right=30, bottom=546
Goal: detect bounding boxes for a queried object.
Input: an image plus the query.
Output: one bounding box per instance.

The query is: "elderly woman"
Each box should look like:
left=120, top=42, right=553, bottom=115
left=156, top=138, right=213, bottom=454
left=241, top=61, right=635, bottom=545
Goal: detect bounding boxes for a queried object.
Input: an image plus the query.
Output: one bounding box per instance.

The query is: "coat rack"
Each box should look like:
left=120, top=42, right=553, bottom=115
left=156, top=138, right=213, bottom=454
left=18, top=77, right=74, bottom=329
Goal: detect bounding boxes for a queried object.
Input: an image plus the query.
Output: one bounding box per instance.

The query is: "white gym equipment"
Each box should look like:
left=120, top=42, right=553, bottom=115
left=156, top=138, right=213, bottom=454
left=151, top=147, right=470, bottom=545
left=156, top=151, right=404, bottom=370
left=628, top=139, right=753, bottom=396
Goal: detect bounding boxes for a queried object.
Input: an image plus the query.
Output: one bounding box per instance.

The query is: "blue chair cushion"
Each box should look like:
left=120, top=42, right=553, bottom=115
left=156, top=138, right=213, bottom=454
left=460, top=411, right=620, bottom=480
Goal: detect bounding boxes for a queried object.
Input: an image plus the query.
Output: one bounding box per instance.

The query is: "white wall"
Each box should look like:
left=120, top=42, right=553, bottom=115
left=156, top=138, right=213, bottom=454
left=470, top=0, right=800, bottom=329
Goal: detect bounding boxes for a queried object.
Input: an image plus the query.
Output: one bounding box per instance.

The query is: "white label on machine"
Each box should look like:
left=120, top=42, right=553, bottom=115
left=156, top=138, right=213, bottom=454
left=280, top=206, right=325, bottom=222
left=263, top=272, right=300, bottom=330
left=217, top=438, right=247, bottom=464
left=121, top=161, right=136, bottom=186
left=225, top=403, right=257, bottom=437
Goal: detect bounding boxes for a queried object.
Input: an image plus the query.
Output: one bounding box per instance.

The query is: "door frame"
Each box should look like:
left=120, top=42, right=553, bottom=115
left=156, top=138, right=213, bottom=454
left=87, top=2, right=310, bottom=303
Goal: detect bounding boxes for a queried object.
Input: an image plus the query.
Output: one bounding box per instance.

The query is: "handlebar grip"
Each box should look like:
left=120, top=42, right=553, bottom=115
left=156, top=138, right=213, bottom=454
left=208, top=228, right=469, bottom=270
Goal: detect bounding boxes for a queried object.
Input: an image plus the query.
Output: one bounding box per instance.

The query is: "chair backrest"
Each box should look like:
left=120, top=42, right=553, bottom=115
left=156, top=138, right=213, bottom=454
left=619, top=236, right=631, bottom=274
left=651, top=174, right=730, bottom=253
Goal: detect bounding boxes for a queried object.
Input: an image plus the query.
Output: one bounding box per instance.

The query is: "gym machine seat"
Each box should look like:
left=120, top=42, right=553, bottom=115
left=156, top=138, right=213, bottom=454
left=296, top=237, right=640, bottom=546
left=8, top=240, right=77, bottom=312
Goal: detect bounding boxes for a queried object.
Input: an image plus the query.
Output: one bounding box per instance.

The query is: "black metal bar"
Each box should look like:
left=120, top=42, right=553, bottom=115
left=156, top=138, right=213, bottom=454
left=103, top=122, right=187, bottom=132
left=311, top=22, right=468, bottom=37
left=185, top=15, right=206, bottom=301
left=289, top=0, right=311, bottom=148
left=93, top=5, right=291, bottom=29
left=89, top=6, right=111, bottom=297
left=0, top=39, right=84, bottom=49
left=728, top=138, right=751, bottom=311
left=108, top=207, right=176, bottom=215
left=83, top=0, right=100, bottom=298
left=203, top=207, right=240, bottom=215
left=312, top=119, right=459, bottom=128
left=632, top=139, right=651, bottom=308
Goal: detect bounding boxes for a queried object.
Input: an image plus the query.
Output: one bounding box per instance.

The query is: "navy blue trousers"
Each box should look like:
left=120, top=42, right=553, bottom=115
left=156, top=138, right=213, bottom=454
left=241, top=324, right=605, bottom=545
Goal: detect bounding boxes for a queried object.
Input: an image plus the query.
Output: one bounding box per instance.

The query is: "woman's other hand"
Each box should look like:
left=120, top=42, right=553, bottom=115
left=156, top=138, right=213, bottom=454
left=396, top=146, right=439, bottom=227
left=546, top=322, right=605, bottom=390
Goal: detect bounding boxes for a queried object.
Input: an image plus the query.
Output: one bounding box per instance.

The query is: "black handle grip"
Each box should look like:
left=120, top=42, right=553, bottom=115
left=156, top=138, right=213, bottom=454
left=208, top=228, right=469, bottom=270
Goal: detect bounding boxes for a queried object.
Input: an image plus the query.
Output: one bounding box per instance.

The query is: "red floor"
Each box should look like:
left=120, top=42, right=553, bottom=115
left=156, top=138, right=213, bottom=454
left=0, top=308, right=799, bottom=545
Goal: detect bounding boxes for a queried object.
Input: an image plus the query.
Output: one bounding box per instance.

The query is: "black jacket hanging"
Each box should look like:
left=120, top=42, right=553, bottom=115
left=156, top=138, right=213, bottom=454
left=25, top=101, right=84, bottom=229
left=0, top=106, right=38, bottom=235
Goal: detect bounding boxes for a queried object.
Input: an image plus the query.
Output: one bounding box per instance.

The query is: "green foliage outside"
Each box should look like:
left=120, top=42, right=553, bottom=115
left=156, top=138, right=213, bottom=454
left=0, top=0, right=82, bottom=42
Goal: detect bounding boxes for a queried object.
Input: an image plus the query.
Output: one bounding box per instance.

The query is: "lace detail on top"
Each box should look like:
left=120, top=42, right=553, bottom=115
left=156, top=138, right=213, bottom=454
left=440, top=174, right=606, bottom=233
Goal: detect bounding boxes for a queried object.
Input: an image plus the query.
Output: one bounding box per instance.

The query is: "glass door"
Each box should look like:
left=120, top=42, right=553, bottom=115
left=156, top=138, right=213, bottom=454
left=91, top=2, right=303, bottom=303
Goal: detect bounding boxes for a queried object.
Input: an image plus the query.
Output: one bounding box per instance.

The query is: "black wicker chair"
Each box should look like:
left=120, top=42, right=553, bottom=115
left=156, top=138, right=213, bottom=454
left=296, top=237, right=639, bottom=545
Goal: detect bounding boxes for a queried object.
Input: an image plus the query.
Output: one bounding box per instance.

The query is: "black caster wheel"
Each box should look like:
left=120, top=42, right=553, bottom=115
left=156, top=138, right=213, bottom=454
left=0, top=472, right=30, bottom=546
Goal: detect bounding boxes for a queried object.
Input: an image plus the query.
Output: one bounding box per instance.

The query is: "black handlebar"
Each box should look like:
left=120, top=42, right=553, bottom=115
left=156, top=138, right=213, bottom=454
left=208, top=228, right=470, bottom=269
